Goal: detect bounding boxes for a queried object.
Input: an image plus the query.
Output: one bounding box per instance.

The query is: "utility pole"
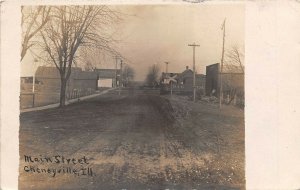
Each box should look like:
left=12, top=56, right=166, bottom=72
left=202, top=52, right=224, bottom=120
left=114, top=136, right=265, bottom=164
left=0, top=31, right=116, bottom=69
left=32, top=58, right=40, bottom=93
left=165, top=61, right=169, bottom=73
left=165, top=61, right=172, bottom=96
left=219, top=18, right=226, bottom=109
left=32, top=74, right=35, bottom=93
left=170, top=81, right=173, bottom=96
left=188, top=43, right=200, bottom=102
left=166, top=62, right=172, bottom=96
left=114, top=56, right=119, bottom=88
left=120, top=60, right=123, bottom=87
left=117, top=59, right=123, bottom=95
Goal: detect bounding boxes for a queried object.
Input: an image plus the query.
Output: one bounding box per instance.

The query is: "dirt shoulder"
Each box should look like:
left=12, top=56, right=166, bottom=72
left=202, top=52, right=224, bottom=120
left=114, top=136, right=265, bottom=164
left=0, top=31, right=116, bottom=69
left=163, top=95, right=245, bottom=189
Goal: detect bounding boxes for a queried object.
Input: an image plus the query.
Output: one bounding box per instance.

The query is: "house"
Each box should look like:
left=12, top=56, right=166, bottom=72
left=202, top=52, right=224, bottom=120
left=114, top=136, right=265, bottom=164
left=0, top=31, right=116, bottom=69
left=176, top=66, right=206, bottom=91
left=160, top=66, right=206, bottom=94
left=94, top=68, right=121, bottom=88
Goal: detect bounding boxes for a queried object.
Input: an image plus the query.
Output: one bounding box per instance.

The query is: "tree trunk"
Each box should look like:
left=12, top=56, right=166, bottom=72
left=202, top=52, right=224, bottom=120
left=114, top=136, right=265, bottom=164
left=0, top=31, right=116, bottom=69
left=59, top=78, right=67, bottom=107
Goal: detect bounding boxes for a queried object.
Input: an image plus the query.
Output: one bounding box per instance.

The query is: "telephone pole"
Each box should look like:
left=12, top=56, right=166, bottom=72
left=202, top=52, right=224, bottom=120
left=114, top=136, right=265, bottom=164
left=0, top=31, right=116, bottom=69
left=188, top=43, right=200, bottom=102
left=219, top=18, right=226, bottom=109
left=165, top=62, right=169, bottom=73
left=165, top=61, right=172, bottom=96
left=114, top=56, right=120, bottom=88
left=120, top=59, right=123, bottom=87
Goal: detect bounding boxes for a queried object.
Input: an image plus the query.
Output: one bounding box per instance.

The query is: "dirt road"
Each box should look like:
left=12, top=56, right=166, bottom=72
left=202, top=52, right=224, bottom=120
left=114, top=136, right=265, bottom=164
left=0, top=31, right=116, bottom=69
left=19, top=89, right=244, bottom=190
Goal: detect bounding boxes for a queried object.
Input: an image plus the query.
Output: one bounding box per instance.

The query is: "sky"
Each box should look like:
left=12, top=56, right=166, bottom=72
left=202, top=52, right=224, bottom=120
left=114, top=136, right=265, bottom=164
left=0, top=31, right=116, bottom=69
left=21, top=4, right=245, bottom=81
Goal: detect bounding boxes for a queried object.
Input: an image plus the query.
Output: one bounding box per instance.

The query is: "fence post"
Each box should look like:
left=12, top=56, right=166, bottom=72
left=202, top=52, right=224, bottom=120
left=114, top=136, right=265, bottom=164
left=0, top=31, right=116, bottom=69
left=233, top=93, right=237, bottom=105
left=32, top=93, right=35, bottom=108
left=227, top=94, right=230, bottom=104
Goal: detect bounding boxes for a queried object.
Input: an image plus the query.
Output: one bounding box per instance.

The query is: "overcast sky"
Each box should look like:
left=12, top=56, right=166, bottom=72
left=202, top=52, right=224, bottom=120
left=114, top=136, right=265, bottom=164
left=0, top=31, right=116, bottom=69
left=21, top=4, right=244, bottom=81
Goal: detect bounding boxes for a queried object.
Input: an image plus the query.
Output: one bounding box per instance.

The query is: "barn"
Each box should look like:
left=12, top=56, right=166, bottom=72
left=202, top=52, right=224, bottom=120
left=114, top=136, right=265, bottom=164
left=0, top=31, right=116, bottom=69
left=20, top=66, right=98, bottom=108
left=205, top=63, right=244, bottom=106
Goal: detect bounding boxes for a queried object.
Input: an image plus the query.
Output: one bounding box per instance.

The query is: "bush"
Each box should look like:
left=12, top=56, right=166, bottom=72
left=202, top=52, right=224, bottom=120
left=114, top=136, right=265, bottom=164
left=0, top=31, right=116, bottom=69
left=196, top=88, right=205, bottom=100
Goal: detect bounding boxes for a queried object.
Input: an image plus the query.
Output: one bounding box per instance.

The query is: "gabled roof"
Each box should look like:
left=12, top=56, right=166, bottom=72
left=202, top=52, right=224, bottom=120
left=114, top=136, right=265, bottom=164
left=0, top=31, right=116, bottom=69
left=163, top=68, right=206, bottom=81
left=181, top=69, right=193, bottom=76
left=35, top=66, right=61, bottom=78
left=206, top=63, right=244, bottom=74
left=73, top=71, right=98, bottom=80
left=196, top=74, right=206, bottom=78
left=162, top=72, right=180, bottom=79
left=177, top=69, right=194, bottom=80
left=35, top=66, right=97, bottom=80
left=94, top=69, right=121, bottom=79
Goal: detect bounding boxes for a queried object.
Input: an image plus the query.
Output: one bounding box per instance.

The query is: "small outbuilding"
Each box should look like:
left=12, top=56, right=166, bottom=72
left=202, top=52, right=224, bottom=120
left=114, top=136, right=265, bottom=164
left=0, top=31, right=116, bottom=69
left=94, top=69, right=121, bottom=88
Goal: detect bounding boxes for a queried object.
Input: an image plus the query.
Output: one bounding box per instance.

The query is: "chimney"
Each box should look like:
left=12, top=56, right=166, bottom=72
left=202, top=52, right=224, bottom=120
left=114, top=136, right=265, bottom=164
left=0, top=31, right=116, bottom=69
left=186, top=66, right=189, bottom=70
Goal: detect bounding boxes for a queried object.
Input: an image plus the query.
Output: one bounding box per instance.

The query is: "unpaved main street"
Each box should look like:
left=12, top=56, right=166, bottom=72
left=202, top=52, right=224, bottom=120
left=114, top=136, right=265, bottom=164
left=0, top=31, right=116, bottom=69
left=19, top=89, right=244, bottom=190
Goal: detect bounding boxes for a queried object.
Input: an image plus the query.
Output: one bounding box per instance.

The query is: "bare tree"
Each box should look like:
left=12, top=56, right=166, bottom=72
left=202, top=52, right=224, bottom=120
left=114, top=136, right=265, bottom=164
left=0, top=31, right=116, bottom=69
left=83, top=60, right=94, bottom=71
left=222, top=45, right=244, bottom=105
left=145, top=64, right=160, bottom=87
left=38, top=5, right=119, bottom=107
left=77, top=47, right=105, bottom=71
left=224, top=45, right=244, bottom=73
left=122, top=65, right=135, bottom=87
left=21, top=6, right=51, bottom=61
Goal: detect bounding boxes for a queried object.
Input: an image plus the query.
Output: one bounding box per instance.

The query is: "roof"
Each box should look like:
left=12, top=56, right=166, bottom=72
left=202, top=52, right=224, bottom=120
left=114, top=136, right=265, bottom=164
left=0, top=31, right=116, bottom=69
left=35, top=66, right=61, bottom=78
left=73, top=71, right=98, bottom=80
left=206, top=63, right=244, bottom=74
left=35, top=66, right=97, bottom=80
left=94, top=69, right=121, bottom=79
left=162, top=69, right=206, bottom=81
left=161, top=72, right=180, bottom=79
left=206, top=63, right=219, bottom=69
left=180, top=69, right=193, bottom=76
left=196, top=74, right=206, bottom=78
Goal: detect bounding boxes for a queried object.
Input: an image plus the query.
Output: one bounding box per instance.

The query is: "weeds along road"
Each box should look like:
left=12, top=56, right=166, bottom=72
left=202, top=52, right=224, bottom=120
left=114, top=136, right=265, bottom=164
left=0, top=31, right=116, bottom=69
left=19, top=88, right=244, bottom=190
